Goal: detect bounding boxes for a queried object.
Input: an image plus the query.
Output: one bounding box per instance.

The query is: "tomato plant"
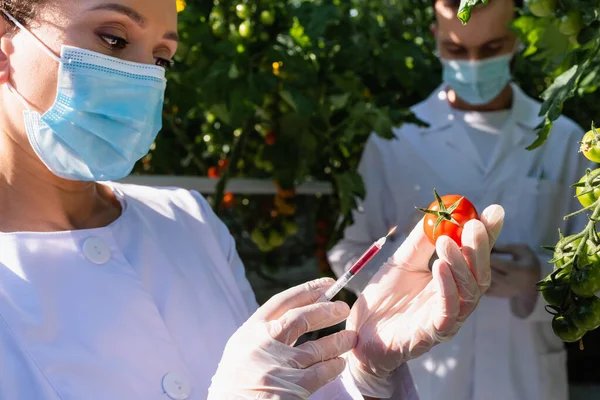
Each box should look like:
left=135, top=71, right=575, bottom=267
left=259, top=10, right=275, bottom=26
left=526, top=0, right=556, bottom=17
left=208, top=166, right=220, bottom=179
left=575, top=172, right=600, bottom=208
left=235, top=4, right=251, bottom=19
left=570, top=297, right=600, bottom=331
left=238, top=20, right=253, bottom=38
left=552, top=235, right=600, bottom=269
left=419, top=190, right=479, bottom=247
left=558, top=11, right=584, bottom=37
left=570, top=263, right=600, bottom=298
left=552, top=315, right=586, bottom=342
left=541, top=282, right=570, bottom=307
left=580, top=129, right=600, bottom=163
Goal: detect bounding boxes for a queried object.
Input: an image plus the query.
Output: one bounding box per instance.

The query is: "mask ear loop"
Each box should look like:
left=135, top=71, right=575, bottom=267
left=2, top=10, right=61, bottom=111
left=1, top=10, right=61, bottom=63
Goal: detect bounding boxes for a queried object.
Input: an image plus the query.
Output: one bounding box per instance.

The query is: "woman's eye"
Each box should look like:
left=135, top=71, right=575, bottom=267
left=156, top=58, right=174, bottom=69
left=100, top=34, right=129, bottom=50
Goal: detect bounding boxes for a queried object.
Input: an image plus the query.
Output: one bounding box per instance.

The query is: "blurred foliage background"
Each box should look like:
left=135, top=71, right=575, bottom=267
left=131, top=0, right=600, bottom=383
left=136, top=0, right=598, bottom=281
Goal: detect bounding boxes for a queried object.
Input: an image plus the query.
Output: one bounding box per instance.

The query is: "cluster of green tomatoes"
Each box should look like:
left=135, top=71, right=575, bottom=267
left=209, top=1, right=276, bottom=46
left=539, top=128, right=600, bottom=343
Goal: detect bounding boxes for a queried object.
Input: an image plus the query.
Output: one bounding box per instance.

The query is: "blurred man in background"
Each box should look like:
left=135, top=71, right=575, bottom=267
left=328, top=0, right=589, bottom=399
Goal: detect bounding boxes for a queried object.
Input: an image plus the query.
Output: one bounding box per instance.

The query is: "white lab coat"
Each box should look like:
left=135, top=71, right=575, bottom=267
left=328, top=84, right=589, bottom=400
left=0, top=183, right=416, bottom=399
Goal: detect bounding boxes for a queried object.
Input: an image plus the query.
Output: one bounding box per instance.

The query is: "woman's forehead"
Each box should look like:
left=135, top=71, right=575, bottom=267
left=42, top=0, right=178, bottom=30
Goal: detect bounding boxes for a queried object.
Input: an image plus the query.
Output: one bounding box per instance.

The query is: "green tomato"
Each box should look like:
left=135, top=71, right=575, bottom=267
left=251, top=229, right=267, bottom=247
left=580, top=130, right=600, bottom=163
left=238, top=20, right=253, bottom=38
left=552, top=315, right=586, bottom=342
left=205, top=112, right=216, bottom=124
left=527, top=0, right=556, bottom=17
left=553, top=235, right=600, bottom=270
left=571, top=263, right=600, bottom=298
left=283, top=221, right=298, bottom=236
left=235, top=4, right=251, bottom=19
left=259, top=32, right=270, bottom=41
left=268, top=230, right=285, bottom=248
left=541, top=282, right=569, bottom=307
left=211, top=20, right=227, bottom=37
left=576, top=172, right=600, bottom=208
left=571, top=297, right=600, bottom=331
left=209, top=6, right=225, bottom=21
left=260, top=10, right=275, bottom=26
left=559, top=11, right=584, bottom=37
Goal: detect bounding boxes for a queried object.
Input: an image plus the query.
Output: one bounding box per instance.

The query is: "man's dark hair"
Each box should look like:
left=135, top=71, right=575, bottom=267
left=432, top=0, right=524, bottom=11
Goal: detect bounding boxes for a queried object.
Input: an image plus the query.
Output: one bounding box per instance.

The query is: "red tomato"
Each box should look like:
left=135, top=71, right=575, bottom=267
left=218, top=159, right=229, bottom=171
left=265, top=130, right=276, bottom=145
left=208, top=166, right=220, bottom=179
left=222, top=192, right=235, bottom=208
left=421, top=193, right=479, bottom=247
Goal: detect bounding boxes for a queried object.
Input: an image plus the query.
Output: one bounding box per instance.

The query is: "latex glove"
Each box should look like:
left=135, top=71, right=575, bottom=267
left=488, top=244, right=542, bottom=318
left=346, top=205, right=505, bottom=398
left=208, top=278, right=358, bottom=400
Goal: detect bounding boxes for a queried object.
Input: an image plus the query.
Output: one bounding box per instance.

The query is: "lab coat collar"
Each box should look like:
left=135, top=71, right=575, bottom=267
left=410, top=82, right=543, bottom=147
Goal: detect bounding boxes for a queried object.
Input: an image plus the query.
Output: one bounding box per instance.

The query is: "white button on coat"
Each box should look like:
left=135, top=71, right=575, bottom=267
left=82, top=237, right=111, bottom=265
left=162, top=372, right=192, bottom=400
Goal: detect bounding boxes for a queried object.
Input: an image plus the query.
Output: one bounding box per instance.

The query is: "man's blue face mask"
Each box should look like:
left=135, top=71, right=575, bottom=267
left=3, top=10, right=167, bottom=182
left=441, top=53, right=513, bottom=106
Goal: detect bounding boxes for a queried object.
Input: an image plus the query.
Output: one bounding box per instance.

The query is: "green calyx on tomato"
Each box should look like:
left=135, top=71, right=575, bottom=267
left=540, top=279, right=570, bottom=307
left=580, top=128, right=600, bottom=163
left=570, top=296, right=600, bottom=331
left=571, top=263, right=600, bottom=298
left=418, top=189, right=479, bottom=248
left=551, top=234, right=600, bottom=270
left=575, top=171, right=600, bottom=208
left=238, top=20, right=253, bottom=38
left=260, top=10, right=275, bottom=26
left=552, top=315, right=586, bottom=342
left=527, top=0, right=556, bottom=17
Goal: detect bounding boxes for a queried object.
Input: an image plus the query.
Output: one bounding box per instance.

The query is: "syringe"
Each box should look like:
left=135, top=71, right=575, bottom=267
left=318, top=226, right=397, bottom=303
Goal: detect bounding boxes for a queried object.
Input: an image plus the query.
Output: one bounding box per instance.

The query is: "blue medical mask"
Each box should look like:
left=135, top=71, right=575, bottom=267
left=441, top=54, right=512, bottom=105
left=3, top=11, right=167, bottom=181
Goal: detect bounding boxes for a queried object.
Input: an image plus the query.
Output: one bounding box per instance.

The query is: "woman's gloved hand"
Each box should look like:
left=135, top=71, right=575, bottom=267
left=208, top=278, right=358, bottom=400
left=347, top=205, right=505, bottom=398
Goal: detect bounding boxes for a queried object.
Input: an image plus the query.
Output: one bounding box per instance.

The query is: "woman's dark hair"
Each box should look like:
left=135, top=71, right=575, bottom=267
left=1, top=0, right=43, bottom=29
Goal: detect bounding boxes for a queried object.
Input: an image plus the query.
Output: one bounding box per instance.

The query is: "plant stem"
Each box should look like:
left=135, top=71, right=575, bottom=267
left=571, top=200, right=600, bottom=270
left=214, top=122, right=252, bottom=216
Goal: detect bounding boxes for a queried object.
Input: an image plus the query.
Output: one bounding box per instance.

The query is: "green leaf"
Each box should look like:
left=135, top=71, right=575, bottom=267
left=539, top=64, right=586, bottom=120
left=330, top=93, right=351, bottom=110
left=334, top=171, right=366, bottom=216
left=210, top=104, right=231, bottom=125
left=372, top=108, right=395, bottom=139
left=457, top=0, right=487, bottom=24
left=526, top=119, right=553, bottom=151
left=279, top=89, right=315, bottom=117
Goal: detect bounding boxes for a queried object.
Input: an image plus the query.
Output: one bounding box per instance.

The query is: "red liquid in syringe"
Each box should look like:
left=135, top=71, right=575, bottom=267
left=348, top=225, right=398, bottom=275
left=349, top=241, right=384, bottom=274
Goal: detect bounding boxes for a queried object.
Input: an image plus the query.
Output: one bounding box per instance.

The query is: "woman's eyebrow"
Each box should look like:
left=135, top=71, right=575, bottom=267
left=87, top=3, right=179, bottom=42
left=87, top=3, right=146, bottom=27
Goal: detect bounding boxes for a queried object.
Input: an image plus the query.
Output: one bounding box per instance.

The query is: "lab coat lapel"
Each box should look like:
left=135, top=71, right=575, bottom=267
left=483, top=84, right=545, bottom=181
left=401, top=86, right=485, bottom=188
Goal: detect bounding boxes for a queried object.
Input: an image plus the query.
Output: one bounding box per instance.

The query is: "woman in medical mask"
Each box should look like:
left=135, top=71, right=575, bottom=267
left=0, top=1, right=504, bottom=399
